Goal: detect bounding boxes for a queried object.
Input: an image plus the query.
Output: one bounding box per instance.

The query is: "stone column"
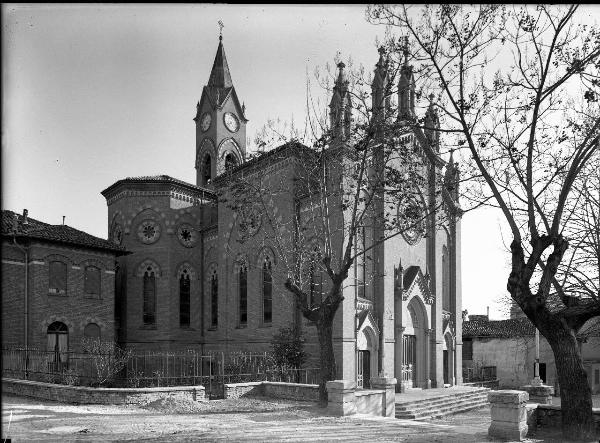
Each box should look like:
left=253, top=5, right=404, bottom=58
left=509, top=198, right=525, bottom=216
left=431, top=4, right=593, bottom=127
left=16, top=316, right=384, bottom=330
left=488, top=390, right=529, bottom=441
left=326, top=380, right=356, bottom=416
left=370, top=376, right=397, bottom=417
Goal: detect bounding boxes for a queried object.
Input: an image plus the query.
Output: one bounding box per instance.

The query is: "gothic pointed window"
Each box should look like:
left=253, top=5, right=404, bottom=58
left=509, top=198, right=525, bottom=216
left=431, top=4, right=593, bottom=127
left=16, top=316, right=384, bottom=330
left=354, top=226, right=366, bottom=299
left=210, top=269, right=218, bottom=327
left=203, top=155, right=212, bottom=185
left=180, top=270, right=191, bottom=328
left=442, top=245, right=450, bottom=311
left=225, top=153, right=238, bottom=172
left=239, top=264, right=248, bottom=326
left=262, top=257, right=273, bottom=324
left=143, top=267, right=156, bottom=326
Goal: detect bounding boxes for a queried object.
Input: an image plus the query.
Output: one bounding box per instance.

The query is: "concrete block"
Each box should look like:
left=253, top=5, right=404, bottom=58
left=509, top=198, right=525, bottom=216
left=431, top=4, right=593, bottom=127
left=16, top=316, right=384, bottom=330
left=326, top=380, right=356, bottom=391
left=488, top=421, right=528, bottom=440
left=488, top=390, right=529, bottom=441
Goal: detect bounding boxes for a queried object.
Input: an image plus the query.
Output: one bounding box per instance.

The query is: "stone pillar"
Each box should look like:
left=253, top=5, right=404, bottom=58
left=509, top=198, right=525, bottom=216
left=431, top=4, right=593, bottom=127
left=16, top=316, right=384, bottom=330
left=326, top=380, right=356, bottom=416
left=425, top=328, right=432, bottom=388
left=522, top=384, right=554, bottom=405
left=488, top=390, right=529, bottom=441
left=370, top=376, right=397, bottom=418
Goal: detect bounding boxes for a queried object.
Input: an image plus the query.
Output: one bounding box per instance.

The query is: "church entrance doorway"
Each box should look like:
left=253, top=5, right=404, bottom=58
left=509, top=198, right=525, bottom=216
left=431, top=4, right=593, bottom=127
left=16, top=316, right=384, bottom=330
left=357, top=350, right=371, bottom=389
left=402, top=335, right=417, bottom=384
left=443, top=350, right=449, bottom=384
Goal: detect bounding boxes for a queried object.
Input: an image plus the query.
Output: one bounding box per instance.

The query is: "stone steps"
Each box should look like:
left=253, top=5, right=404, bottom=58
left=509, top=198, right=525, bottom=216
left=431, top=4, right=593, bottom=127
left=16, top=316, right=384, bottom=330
left=395, top=388, right=490, bottom=420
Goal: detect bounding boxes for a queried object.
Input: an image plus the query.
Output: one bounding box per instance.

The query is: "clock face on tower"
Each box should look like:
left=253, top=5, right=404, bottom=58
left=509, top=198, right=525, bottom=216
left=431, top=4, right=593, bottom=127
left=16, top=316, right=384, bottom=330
left=223, top=112, right=240, bottom=133
left=200, top=113, right=212, bottom=132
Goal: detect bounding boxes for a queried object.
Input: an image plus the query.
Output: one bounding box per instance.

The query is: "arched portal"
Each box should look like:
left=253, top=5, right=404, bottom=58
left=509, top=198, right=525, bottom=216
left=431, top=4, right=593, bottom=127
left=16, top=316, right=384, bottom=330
left=443, top=332, right=455, bottom=386
left=404, top=296, right=429, bottom=388
left=357, top=325, right=378, bottom=389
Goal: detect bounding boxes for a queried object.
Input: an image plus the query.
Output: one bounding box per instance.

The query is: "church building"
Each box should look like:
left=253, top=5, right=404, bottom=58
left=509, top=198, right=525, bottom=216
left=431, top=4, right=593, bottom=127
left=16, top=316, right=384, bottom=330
left=101, top=34, right=463, bottom=390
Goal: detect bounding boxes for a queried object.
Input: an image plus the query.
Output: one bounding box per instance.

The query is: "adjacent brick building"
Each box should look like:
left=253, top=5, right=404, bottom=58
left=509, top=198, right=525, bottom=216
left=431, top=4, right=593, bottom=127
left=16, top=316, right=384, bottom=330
left=1, top=209, right=128, bottom=353
left=100, top=34, right=464, bottom=390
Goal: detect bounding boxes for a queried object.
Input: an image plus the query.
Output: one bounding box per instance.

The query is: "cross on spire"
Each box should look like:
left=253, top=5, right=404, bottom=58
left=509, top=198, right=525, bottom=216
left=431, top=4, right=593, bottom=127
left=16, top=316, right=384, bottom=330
left=218, top=20, right=224, bottom=40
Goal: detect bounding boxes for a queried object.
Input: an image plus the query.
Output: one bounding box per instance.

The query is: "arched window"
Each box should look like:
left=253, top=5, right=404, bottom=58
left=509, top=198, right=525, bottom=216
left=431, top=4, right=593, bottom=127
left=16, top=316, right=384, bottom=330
left=49, top=261, right=67, bottom=295
left=238, top=264, right=248, bottom=326
left=47, top=322, right=68, bottom=370
left=143, top=267, right=156, bottom=325
left=180, top=270, right=191, bottom=328
left=203, top=154, right=212, bottom=185
left=210, top=269, right=218, bottom=327
left=83, top=323, right=101, bottom=341
left=225, top=153, right=238, bottom=171
left=263, top=257, right=273, bottom=324
left=84, top=266, right=101, bottom=297
left=309, top=249, right=323, bottom=307
left=354, top=226, right=366, bottom=299
left=442, top=245, right=450, bottom=311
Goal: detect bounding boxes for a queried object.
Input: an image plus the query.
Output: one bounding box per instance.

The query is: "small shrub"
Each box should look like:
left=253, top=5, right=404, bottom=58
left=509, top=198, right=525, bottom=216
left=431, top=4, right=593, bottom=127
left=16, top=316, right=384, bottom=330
left=271, top=327, right=308, bottom=372
left=82, top=338, right=132, bottom=387
left=60, top=368, right=79, bottom=386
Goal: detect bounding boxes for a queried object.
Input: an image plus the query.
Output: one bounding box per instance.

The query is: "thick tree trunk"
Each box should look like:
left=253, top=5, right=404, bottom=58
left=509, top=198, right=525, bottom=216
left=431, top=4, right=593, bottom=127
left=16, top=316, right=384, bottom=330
left=316, top=315, right=336, bottom=406
left=544, top=322, right=595, bottom=441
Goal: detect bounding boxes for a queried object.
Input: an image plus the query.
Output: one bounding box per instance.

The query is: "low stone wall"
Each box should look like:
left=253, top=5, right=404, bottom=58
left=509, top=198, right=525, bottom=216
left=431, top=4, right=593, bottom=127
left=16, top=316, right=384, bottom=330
left=534, top=404, right=600, bottom=433
left=223, top=381, right=319, bottom=401
left=223, top=382, right=262, bottom=399
left=262, top=382, right=320, bottom=401
left=355, top=389, right=385, bottom=416
left=2, top=378, right=205, bottom=405
left=464, top=379, right=499, bottom=389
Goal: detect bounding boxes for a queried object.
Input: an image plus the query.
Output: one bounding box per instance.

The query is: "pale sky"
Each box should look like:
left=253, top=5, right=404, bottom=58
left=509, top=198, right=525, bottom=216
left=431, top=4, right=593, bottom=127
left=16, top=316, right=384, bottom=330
left=2, top=3, right=558, bottom=320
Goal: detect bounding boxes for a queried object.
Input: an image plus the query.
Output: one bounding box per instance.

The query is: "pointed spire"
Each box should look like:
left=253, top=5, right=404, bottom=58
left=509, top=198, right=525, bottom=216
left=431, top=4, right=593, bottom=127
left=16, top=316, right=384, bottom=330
left=425, top=94, right=440, bottom=150
left=445, top=150, right=460, bottom=200
left=372, top=46, right=390, bottom=131
left=208, top=34, right=233, bottom=88
left=330, top=61, right=352, bottom=142
left=398, top=36, right=415, bottom=120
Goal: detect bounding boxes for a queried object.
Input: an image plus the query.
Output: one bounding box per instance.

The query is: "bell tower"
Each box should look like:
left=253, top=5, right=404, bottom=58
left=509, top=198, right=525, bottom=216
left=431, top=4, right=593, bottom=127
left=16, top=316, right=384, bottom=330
left=194, top=32, right=248, bottom=187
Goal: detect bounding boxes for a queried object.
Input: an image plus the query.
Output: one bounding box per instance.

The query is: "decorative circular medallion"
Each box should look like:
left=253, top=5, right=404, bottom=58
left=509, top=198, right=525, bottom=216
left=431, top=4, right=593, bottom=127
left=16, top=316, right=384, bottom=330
left=200, top=112, right=212, bottom=132
left=237, top=205, right=262, bottom=241
left=112, top=224, right=123, bottom=245
left=137, top=219, right=161, bottom=244
left=223, top=112, right=240, bottom=133
left=177, top=223, right=197, bottom=248
left=398, top=193, right=425, bottom=245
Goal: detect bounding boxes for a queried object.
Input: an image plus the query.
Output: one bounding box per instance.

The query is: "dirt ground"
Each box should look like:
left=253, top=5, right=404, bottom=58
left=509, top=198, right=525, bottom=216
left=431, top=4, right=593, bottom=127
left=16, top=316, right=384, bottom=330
left=0, top=394, right=575, bottom=442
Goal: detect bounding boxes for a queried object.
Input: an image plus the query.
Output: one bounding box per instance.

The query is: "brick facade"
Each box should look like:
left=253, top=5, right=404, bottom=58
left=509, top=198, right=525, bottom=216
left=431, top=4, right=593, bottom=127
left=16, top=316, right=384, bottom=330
left=2, top=211, right=124, bottom=352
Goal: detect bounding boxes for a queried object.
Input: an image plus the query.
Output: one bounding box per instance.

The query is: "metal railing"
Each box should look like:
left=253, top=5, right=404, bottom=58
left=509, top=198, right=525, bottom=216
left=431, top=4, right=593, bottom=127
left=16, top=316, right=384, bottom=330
left=2, top=348, right=319, bottom=398
left=463, top=365, right=497, bottom=382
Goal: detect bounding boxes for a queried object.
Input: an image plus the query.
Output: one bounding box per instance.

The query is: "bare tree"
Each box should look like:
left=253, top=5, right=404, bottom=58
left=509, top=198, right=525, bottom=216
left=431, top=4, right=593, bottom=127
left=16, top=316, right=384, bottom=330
left=218, top=53, right=455, bottom=404
left=367, top=4, right=599, bottom=439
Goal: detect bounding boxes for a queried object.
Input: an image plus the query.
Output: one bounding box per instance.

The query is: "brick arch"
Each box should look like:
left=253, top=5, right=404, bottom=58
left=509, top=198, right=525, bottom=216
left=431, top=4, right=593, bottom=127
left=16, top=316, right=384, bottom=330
left=217, top=138, right=243, bottom=174
left=255, top=246, right=277, bottom=269
left=197, top=138, right=216, bottom=166
left=41, top=316, right=75, bottom=334
left=77, top=258, right=106, bottom=270
left=135, top=258, right=161, bottom=277
left=43, top=253, right=74, bottom=266
left=78, top=316, right=107, bottom=332
left=175, top=261, right=197, bottom=280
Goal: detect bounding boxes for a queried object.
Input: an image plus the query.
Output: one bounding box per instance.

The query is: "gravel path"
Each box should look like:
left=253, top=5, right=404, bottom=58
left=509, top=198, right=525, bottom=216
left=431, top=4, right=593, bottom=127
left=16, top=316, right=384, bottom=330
left=0, top=394, right=574, bottom=442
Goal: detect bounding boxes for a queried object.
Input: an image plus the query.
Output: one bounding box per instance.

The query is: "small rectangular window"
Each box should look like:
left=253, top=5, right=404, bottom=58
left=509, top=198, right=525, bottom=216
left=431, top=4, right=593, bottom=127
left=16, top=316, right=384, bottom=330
left=84, top=266, right=101, bottom=297
left=49, top=261, right=67, bottom=295
left=595, top=369, right=599, bottom=385
left=463, top=338, right=473, bottom=360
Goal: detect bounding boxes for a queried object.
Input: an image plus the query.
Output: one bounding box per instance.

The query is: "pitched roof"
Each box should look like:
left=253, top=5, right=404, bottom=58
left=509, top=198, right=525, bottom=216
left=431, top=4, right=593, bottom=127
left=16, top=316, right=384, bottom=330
left=2, top=210, right=128, bottom=254
left=463, top=317, right=536, bottom=338
left=101, top=174, right=216, bottom=199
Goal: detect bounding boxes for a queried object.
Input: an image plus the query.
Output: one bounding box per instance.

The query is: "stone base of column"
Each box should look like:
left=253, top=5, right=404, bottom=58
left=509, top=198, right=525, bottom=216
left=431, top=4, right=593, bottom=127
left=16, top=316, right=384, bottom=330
left=488, top=390, right=529, bottom=441
left=326, top=380, right=357, bottom=416
left=370, top=377, right=397, bottom=418
left=521, top=384, right=554, bottom=405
